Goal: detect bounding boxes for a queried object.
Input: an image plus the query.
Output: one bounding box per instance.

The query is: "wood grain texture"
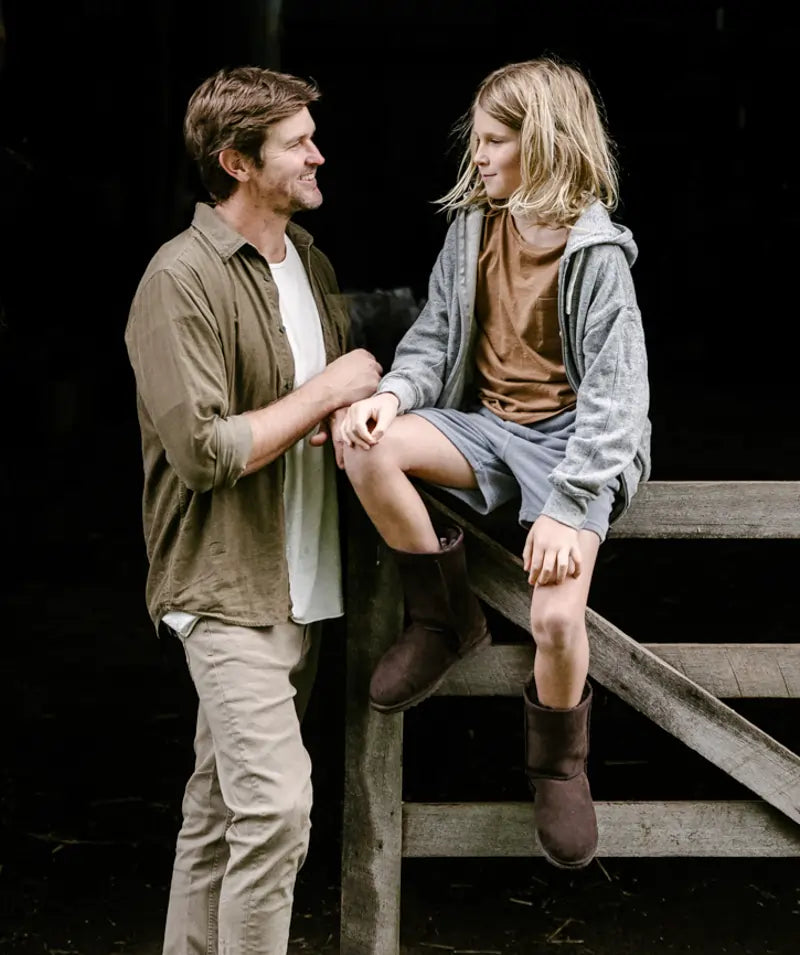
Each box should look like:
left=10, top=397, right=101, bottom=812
left=422, top=492, right=800, bottom=825
left=420, top=481, right=800, bottom=540
left=608, top=481, right=800, bottom=539
left=437, top=643, right=800, bottom=698
left=403, top=801, right=800, bottom=857
left=340, top=497, right=404, bottom=955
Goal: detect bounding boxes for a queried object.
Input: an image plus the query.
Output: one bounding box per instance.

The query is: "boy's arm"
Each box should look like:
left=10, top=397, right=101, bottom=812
left=376, top=224, right=459, bottom=413
left=542, top=247, right=650, bottom=527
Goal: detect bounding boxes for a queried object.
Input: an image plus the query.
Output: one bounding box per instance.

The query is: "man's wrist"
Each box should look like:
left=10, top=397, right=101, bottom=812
left=303, top=373, right=340, bottom=417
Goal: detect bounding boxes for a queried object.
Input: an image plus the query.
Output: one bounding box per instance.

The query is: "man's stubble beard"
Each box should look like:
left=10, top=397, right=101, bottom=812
left=292, top=189, right=323, bottom=214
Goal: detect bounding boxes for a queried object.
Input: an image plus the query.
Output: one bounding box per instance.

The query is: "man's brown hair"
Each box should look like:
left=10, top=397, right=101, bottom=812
left=184, top=66, right=320, bottom=202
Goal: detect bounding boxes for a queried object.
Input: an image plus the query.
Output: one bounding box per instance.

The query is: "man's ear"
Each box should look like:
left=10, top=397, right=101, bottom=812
left=218, top=148, right=251, bottom=183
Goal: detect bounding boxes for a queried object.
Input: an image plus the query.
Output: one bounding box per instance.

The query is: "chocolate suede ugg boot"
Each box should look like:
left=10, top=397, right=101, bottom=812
left=369, top=526, right=491, bottom=713
left=524, top=679, right=598, bottom=869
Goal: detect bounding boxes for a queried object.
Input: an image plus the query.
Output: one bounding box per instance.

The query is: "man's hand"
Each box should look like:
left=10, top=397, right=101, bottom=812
left=308, top=407, right=348, bottom=468
left=522, top=514, right=582, bottom=587
left=320, top=349, right=382, bottom=408
left=339, top=392, right=400, bottom=450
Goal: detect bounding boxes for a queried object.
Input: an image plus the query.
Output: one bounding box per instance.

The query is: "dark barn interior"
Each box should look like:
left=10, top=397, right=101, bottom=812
left=1, top=1, right=799, bottom=952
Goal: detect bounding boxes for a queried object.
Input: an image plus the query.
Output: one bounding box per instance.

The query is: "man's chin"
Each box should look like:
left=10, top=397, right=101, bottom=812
left=292, top=193, right=323, bottom=213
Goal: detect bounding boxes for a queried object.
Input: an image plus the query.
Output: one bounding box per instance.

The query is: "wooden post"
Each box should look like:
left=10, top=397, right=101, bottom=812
left=341, top=492, right=404, bottom=955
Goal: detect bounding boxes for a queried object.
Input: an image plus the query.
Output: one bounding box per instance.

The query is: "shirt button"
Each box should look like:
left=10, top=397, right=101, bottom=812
left=278, top=326, right=285, bottom=334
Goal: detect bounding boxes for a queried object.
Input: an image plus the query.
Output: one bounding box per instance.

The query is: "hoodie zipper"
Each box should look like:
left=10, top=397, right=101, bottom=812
left=558, top=248, right=583, bottom=395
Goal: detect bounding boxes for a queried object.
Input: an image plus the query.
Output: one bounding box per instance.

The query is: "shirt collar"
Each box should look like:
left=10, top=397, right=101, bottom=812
left=191, top=201, right=315, bottom=260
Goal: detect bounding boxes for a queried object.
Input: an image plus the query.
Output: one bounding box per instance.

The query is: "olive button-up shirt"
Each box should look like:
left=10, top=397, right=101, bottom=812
left=125, top=202, right=349, bottom=629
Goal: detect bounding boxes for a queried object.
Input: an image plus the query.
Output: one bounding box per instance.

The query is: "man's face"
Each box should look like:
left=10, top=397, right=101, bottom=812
left=472, top=104, right=522, bottom=201
left=250, top=107, right=325, bottom=215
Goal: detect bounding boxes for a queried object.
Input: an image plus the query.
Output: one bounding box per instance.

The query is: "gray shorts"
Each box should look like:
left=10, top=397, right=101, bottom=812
left=410, top=405, right=617, bottom=541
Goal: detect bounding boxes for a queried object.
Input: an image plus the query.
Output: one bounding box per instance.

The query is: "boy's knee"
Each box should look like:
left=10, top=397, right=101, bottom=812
left=531, top=600, right=584, bottom=652
left=342, top=436, right=395, bottom=482
left=341, top=441, right=370, bottom=482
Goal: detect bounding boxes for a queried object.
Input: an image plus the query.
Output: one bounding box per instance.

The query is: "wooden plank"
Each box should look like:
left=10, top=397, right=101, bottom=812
left=421, top=482, right=800, bottom=541
left=654, top=643, right=800, bottom=698
left=437, top=643, right=800, bottom=698
left=340, top=496, right=404, bottom=955
left=587, top=613, right=800, bottom=824
left=609, top=481, right=800, bottom=539
left=422, top=493, right=800, bottom=824
left=403, top=801, right=800, bottom=858
left=443, top=642, right=525, bottom=696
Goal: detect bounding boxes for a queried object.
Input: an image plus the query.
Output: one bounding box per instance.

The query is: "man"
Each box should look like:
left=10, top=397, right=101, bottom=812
left=125, top=66, right=381, bottom=954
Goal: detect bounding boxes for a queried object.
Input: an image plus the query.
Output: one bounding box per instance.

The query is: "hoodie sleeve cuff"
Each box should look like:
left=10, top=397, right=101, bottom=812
left=540, top=487, right=588, bottom=529
left=376, top=376, right=417, bottom=414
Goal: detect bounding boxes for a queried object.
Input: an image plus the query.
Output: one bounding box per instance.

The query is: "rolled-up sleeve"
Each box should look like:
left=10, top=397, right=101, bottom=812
left=126, top=267, right=253, bottom=491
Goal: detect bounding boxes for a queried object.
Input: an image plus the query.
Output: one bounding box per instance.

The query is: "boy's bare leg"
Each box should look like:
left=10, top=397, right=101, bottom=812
left=344, top=413, right=488, bottom=713
left=530, top=529, right=601, bottom=709
left=524, top=529, right=601, bottom=868
left=343, top=414, right=478, bottom=553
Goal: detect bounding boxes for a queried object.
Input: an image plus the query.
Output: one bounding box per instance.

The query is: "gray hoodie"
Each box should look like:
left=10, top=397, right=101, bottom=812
left=377, top=201, right=652, bottom=527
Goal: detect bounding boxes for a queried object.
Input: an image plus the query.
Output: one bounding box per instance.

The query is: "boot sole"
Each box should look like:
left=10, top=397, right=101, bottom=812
left=534, top=828, right=597, bottom=870
left=369, top=628, right=492, bottom=715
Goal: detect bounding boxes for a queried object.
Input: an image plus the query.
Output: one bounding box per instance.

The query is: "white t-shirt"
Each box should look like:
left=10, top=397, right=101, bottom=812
left=268, top=236, right=343, bottom=624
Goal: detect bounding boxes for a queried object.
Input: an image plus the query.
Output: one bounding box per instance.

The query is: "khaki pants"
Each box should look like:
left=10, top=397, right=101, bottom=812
left=162, top=619, right=321, bottom=955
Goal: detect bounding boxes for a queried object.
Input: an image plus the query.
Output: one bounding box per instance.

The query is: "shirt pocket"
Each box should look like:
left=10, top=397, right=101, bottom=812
left=518, top=296, right=563, bottom=361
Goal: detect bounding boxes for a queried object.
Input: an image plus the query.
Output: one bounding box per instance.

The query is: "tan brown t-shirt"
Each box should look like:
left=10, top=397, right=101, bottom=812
left=474, top=209, right=576, bottom=423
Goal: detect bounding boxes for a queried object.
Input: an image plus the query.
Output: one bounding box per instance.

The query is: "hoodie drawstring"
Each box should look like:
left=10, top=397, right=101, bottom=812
left=566, top=248, right=584, bottom=316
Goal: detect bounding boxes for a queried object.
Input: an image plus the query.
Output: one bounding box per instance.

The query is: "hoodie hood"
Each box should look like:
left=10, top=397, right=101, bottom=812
left=565, top=201, right=638, bottom=267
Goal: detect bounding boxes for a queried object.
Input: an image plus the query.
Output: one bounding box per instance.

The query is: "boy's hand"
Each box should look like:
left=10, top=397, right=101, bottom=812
left=522, top=514, right=582, bottom=587
left=340, top=392, right=400, bottom=450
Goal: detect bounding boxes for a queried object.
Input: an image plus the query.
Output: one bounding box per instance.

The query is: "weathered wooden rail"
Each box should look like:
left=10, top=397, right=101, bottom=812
left=340, top=481, right=800, bottom=955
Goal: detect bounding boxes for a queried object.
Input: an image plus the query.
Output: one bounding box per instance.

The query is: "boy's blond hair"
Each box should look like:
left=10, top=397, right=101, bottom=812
left=438, top=58, right=618, bottom=225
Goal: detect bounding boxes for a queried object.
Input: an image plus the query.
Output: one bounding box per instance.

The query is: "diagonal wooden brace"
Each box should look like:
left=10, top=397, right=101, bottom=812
left=422, top=491, right=800, bottom=826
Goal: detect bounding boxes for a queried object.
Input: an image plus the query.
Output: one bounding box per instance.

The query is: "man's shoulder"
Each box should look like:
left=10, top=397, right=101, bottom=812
left=126, top=225, right=230, bottom=337
left=141, top=223, right=219, bottom=285
left=130, top=223, right=233, bottom=317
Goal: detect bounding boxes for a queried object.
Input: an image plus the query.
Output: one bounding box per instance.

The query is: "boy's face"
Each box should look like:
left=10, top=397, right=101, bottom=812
left=250, top=107, right=325, bottom=215
left=472, top=105, right=522, bottom=201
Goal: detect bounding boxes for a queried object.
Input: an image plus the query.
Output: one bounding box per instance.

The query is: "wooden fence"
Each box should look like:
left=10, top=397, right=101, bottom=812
left=340, top=481, right=800, bottom=955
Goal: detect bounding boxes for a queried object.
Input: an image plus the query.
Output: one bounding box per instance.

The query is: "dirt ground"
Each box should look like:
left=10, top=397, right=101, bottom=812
left=1, top=421, right=799, bottom=955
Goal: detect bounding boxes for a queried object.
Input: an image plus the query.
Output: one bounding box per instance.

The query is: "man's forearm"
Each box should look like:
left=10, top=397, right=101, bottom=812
left=240, top=376, right=336, bottom=476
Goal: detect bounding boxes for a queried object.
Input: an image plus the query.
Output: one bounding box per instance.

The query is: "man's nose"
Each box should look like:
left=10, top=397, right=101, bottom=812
left=309, top=142, right=325, bottom=165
